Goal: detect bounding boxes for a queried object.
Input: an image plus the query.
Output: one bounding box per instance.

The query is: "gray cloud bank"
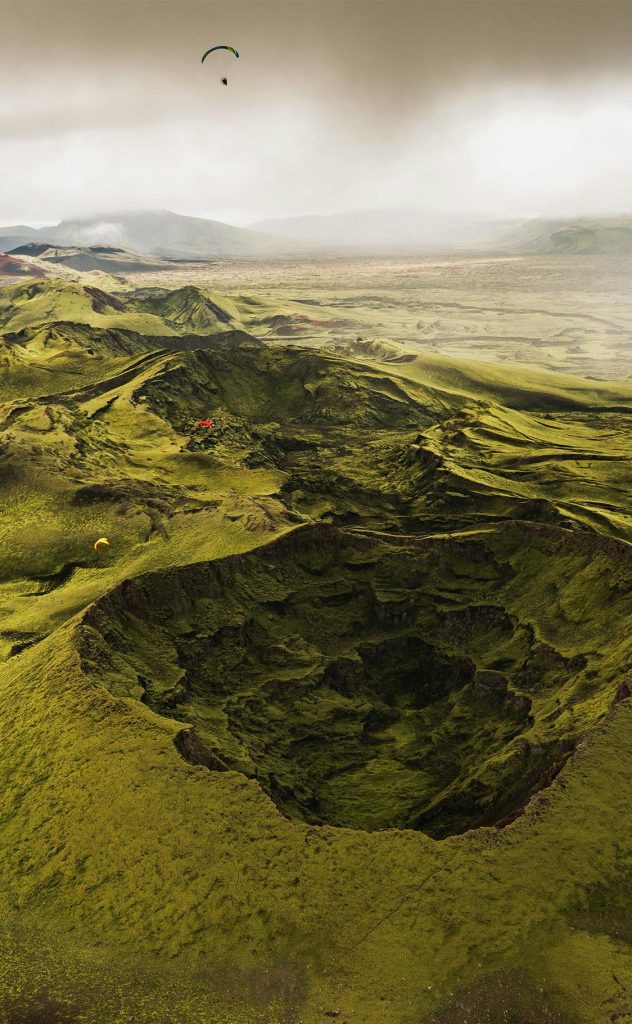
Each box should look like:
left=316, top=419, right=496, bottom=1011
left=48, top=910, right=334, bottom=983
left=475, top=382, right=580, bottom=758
left=2, top=0, right=632, bottom=225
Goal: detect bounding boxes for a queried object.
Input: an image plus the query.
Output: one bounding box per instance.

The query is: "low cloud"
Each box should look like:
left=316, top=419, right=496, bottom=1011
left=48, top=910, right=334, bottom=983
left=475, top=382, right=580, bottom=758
left=2, top=0, right=632, bottom=224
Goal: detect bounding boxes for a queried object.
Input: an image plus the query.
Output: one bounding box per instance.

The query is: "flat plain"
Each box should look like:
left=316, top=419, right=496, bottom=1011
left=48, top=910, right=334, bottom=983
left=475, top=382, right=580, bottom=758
left=124, top=253, right=632, bottom=379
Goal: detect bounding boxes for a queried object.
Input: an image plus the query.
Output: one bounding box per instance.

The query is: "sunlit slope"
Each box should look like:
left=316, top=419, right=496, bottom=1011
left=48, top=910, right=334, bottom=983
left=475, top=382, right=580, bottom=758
left=345, top=351, right=632, bottom=538
left=0, top=279, right=176, bottom=336
left=388, top=350, right=632, bottom=410
left=125, top=284, right=243, bottom=333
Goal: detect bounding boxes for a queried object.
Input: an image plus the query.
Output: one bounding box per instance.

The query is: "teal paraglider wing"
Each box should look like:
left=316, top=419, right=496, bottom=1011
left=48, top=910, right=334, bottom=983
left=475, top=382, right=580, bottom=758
left=201, top=45, right=240, bottom=63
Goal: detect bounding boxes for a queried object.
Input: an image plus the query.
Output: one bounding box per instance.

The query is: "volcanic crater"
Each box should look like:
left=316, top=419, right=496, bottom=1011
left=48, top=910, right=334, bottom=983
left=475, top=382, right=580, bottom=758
left=76, top=523, right=626, bottom=839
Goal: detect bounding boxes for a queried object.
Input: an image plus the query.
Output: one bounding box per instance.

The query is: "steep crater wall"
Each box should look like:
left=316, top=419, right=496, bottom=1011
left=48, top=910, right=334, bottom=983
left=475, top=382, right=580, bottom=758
left=77, top=524, right=631, bottom=838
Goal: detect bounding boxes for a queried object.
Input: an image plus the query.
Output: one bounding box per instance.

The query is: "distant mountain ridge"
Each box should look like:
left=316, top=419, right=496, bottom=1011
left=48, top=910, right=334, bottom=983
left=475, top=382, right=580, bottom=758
left=249, top=208, right=519, bottom=252
left=252, top=209, right=632, bottom=254
left=0, top=210, right=292, bottom=260
left=3, top=208, right=517, bottom=258
left=0, top=225, right=43, bottom=252
left=4, top=209, right=632, bottom=260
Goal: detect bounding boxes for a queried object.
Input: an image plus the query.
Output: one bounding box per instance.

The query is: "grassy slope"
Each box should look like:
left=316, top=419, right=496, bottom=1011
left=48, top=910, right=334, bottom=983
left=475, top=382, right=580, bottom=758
left=390, top=351, right=632, bottom=410
left=0, top=277, right=631, bottom=1022
left=1, top=603, right=632, bottom=1023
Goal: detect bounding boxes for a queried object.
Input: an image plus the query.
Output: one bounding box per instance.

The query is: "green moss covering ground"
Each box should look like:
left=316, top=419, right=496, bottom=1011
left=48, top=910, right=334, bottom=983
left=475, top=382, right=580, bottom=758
left=0, top=273, right=630, bottom=1023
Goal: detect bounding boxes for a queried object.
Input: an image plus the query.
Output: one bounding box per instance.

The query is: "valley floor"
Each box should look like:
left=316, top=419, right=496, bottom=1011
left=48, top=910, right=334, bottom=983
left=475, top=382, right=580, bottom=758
left=125, top=253, right=632, bottom=380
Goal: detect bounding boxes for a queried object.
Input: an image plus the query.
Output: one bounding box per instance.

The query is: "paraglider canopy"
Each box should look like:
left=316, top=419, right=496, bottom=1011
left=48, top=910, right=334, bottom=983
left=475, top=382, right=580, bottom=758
left=195, top=419, right=214, bottom=429
left=201, top=45, right=239, bottom=63
left=94, top=537, right=110, bottom=551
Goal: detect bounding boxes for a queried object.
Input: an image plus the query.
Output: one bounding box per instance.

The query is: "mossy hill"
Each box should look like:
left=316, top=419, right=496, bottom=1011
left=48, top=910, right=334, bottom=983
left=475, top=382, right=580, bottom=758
left=2, top=209, right=291, bottom=259
left=506, top=216, right=632, bottom=255
left=0, top=275, right=630, bottom=1024
left=0, top=279, right=239, bottom=342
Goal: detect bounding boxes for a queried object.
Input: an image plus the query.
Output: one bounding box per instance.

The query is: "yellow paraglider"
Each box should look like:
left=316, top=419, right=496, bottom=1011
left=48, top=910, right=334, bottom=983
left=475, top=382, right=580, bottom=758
left=94, top=537, right=110, bottom=552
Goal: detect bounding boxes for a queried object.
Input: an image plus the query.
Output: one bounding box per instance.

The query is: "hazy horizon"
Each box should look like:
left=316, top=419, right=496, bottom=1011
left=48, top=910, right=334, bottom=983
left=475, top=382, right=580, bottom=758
left=7, top=204, right=632, bottom=235
left=3, top=0, right=632, bottom=228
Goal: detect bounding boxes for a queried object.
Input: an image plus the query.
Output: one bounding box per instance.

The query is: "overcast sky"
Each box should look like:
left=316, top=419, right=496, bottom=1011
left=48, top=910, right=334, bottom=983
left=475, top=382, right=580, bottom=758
left=3, top=0, right=632, bottom=226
